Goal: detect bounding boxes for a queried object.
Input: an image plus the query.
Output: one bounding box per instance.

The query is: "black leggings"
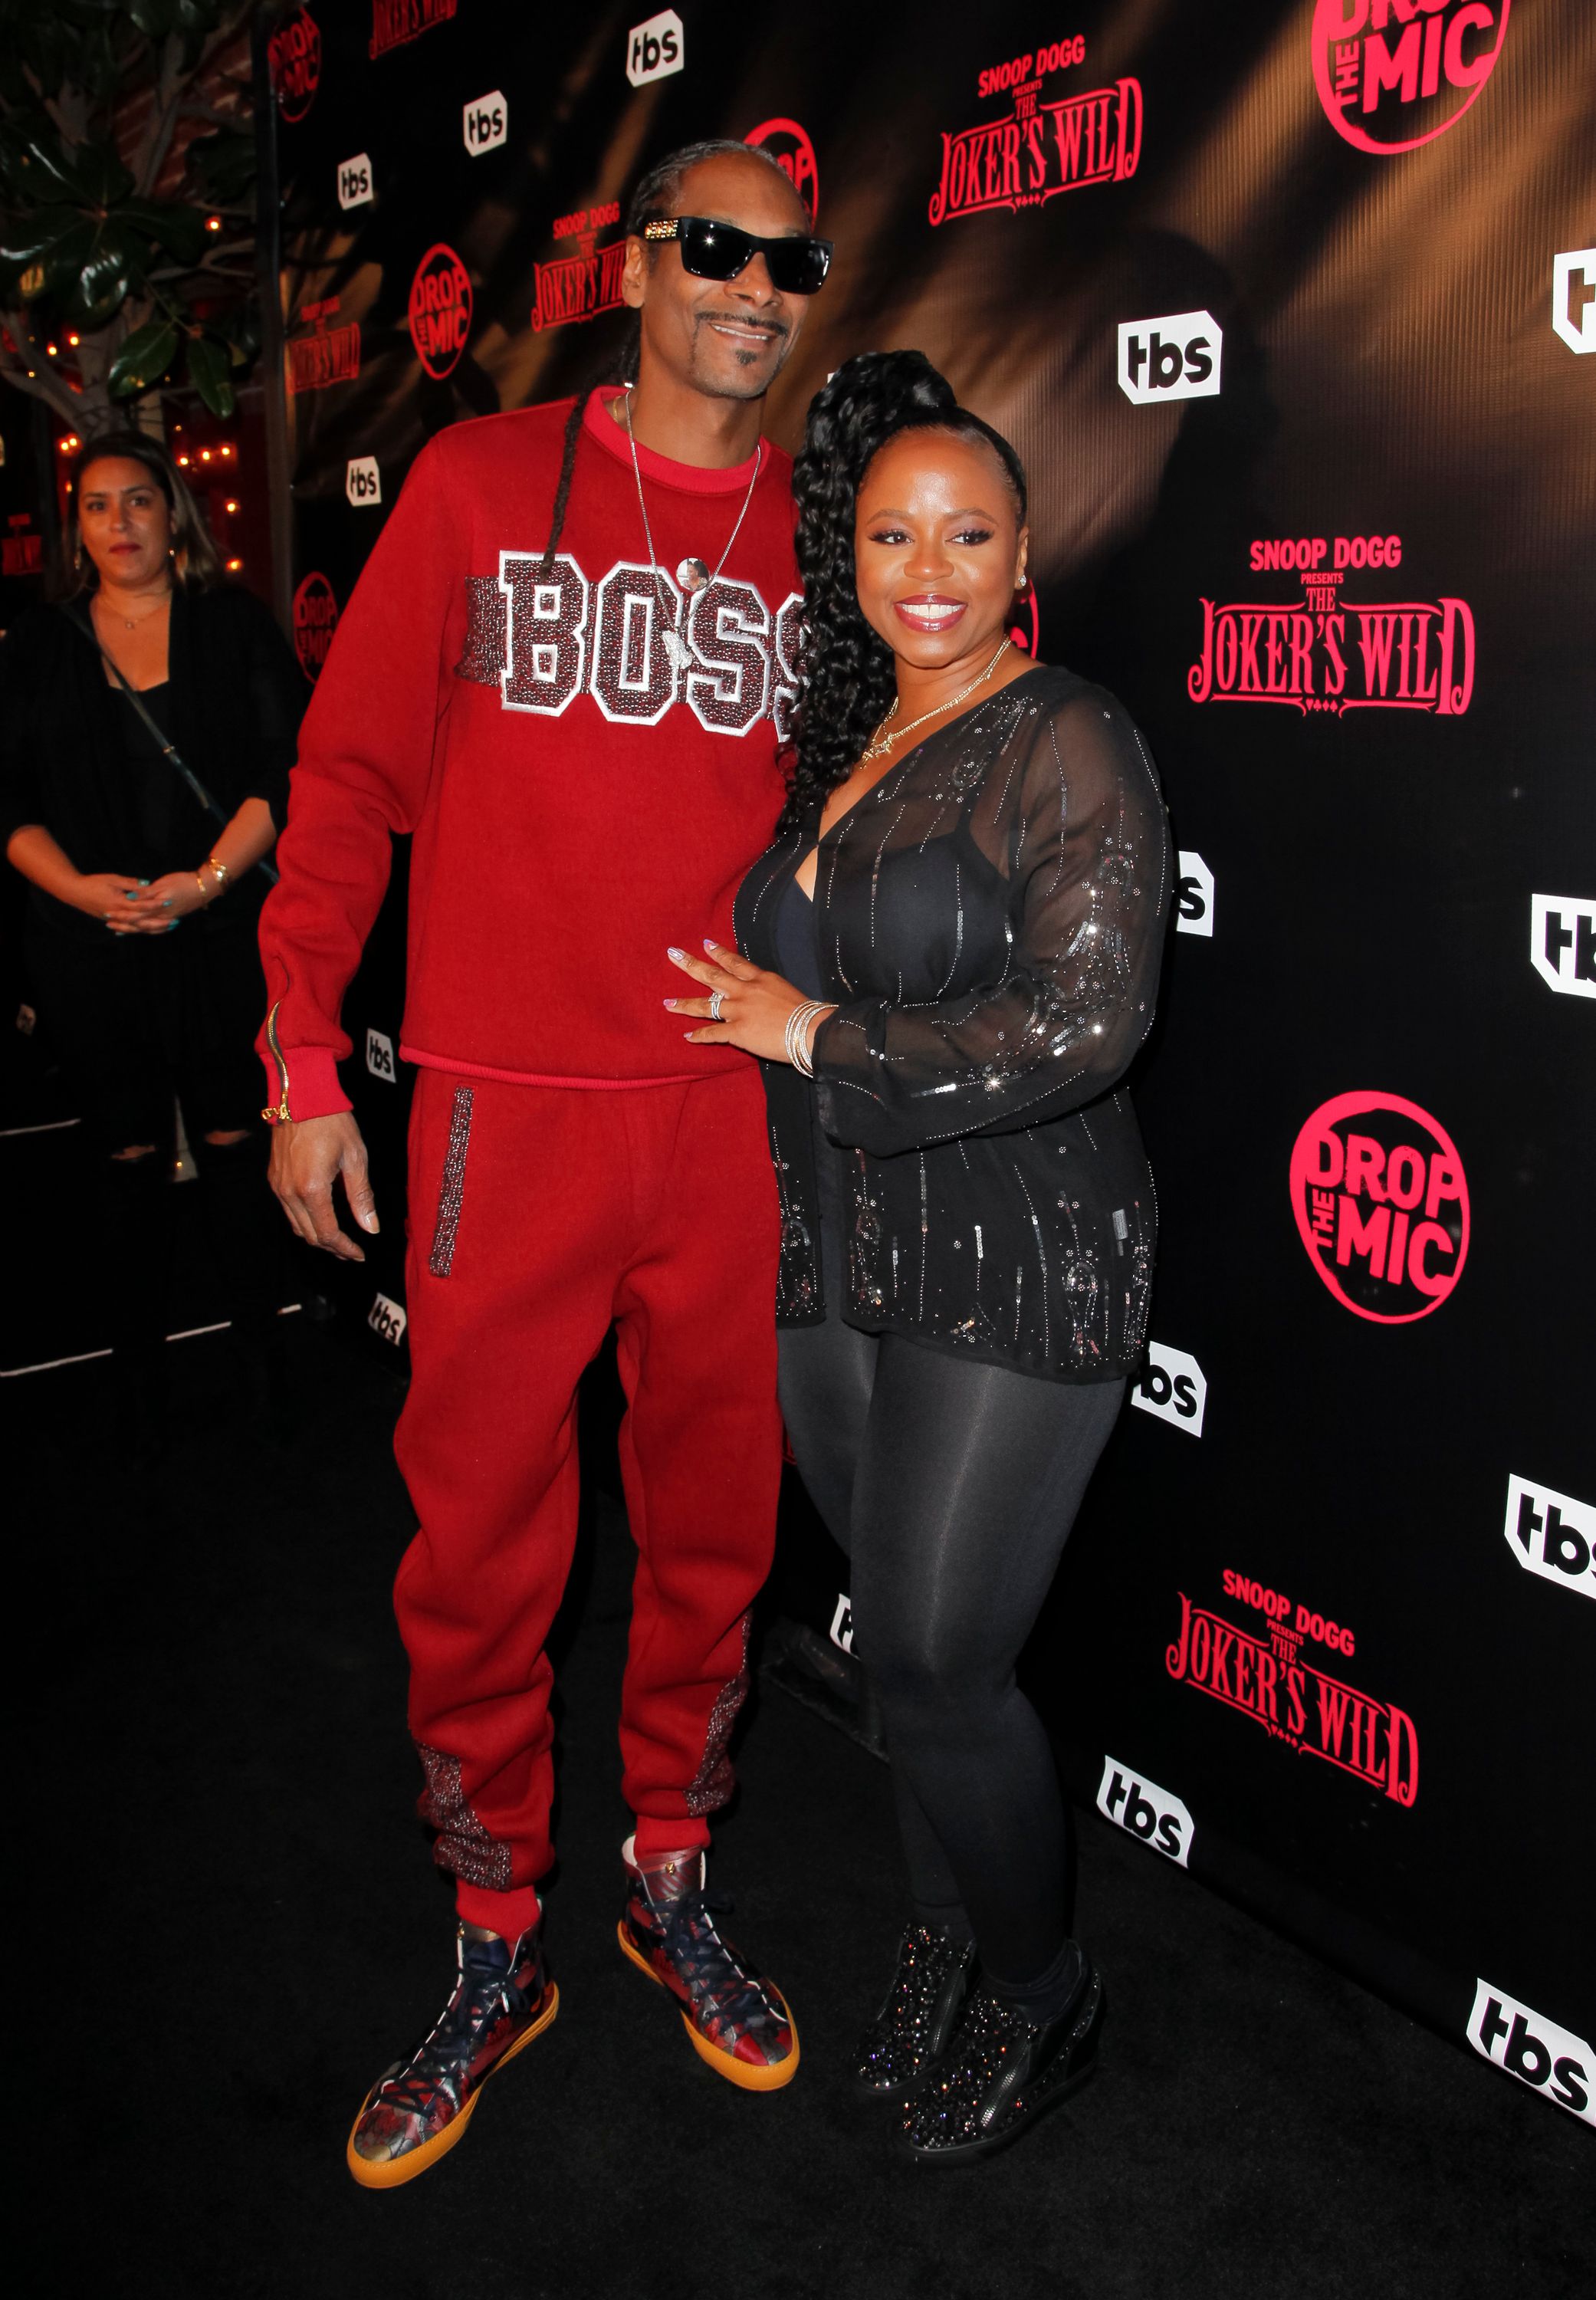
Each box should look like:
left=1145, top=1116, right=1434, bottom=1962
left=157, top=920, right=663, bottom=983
left=778, top=1190, right=1123, bottom=1993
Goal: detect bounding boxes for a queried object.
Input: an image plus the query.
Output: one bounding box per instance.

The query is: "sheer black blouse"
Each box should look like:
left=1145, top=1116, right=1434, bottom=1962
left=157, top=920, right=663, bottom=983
left=734, top=665, right=1170, bottom=1384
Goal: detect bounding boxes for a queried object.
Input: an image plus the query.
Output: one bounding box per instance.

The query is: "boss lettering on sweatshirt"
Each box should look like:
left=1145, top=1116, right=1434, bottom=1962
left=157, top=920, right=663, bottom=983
left=455, top=553, right=804, bottom=741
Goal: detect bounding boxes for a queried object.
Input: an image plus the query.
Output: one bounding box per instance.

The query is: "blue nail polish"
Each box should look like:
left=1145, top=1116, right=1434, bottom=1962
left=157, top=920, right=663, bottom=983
left=165, top=920, right=179, bottom=932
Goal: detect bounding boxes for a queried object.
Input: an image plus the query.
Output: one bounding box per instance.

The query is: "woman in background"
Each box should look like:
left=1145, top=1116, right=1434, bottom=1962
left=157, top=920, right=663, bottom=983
left=667, top=351, right=1169, bottom=2163
left=1, top=429, right=303, bottom=1439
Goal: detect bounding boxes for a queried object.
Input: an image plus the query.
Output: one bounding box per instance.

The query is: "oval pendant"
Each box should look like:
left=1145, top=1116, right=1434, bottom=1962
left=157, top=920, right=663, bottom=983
left=676, top=556, right=711, bottom=594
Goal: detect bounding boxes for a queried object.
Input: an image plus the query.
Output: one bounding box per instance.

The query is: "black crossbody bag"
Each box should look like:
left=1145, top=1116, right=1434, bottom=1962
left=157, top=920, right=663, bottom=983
left=65, top=600, right=279, bottom=886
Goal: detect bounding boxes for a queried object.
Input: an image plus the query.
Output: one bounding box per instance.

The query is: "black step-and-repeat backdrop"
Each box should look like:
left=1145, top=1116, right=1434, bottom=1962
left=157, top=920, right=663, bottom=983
left=264, top=0, right=1594, bottom=2121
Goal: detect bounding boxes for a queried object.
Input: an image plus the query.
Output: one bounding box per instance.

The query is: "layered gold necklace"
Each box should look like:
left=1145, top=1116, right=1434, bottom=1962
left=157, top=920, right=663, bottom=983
left=859, top=636, right=1013, bottom=764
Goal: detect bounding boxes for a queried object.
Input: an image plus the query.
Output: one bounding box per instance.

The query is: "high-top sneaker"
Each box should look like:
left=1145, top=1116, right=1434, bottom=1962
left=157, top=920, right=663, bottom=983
left=901, top=1954, right=1103, bottom=2165
left=855, top=1921, right=975, bottom=2101
left=346, top=1921, right=559, bottom=2188
left=616, top=1838, right=799, bottom=2091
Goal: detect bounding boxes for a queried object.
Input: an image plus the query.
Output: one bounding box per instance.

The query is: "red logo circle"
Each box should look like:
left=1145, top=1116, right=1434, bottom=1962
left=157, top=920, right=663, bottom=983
left=1008, top=586, right=1041, bottom=660
left=1289, top=1092, right=1470, bottom=1323
left=744, top=118, right=819, bottom=219
left=409, top=244, right=473, bottom=380
left=1312, top=0, right=1511, bottom=155
left=269, top=6, right=321, bottom=126
left=292, top=572, right=338, bottom=682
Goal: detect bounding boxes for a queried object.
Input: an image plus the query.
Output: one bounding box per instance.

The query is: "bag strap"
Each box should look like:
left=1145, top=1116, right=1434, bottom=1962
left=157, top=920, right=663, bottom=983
left=61, top=600, right=278, bottom=886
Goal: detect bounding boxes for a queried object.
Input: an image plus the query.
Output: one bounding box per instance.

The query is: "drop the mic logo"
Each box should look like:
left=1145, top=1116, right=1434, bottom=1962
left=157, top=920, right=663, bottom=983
left=409, top=245, right=471, bottom=380
left=1289, top=1092, right=1468, bottom=1323
left=292, top=573, right=338, bottom=682
left=744, top=119, right=819, bottom=217
left=268, top=5, right=320, bottom=124
left=1312, top=0, right=1511, bottom=153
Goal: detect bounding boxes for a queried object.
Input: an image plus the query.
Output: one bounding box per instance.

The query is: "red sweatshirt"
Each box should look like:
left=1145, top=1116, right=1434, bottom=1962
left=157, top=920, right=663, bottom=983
left=256, top=389, right=798, bottom=1120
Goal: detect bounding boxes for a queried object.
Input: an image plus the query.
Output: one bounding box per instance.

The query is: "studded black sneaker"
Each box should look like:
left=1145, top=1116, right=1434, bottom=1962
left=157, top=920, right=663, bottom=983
left=855, top=1922, right=975, bottom=2102
left=617, top=1839, right=798, bottom=2091
left=345, top=1921, right=558, bottom=2188
left=901, top=1954, right=1103, bottom=2166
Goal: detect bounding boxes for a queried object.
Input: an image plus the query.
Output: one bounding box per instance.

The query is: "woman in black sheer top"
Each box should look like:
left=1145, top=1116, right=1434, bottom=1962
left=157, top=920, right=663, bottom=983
left=667, top=353, right=1169, bottom=2164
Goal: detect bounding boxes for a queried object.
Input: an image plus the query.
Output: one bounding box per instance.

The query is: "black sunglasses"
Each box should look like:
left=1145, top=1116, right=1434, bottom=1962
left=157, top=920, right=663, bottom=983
left=642, top=215, right=832, bottom=297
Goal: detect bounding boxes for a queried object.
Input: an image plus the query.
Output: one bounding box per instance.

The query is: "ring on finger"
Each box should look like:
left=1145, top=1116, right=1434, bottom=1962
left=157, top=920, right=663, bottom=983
left=709, top=990, right=726, bottom=1021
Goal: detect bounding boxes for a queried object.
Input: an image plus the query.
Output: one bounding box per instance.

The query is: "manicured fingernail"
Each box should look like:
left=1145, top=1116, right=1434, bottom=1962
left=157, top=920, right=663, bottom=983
left=663, top=998, right=676, bottom=1008
left=703, top=938, right=718, bottom=953
left=667, top=946, right=686, bottom=963
left=161, top=898, right=172, bottom=908
left=165, top=921, right=179, bottom=932
left=137, top=879, right=149, bottom=886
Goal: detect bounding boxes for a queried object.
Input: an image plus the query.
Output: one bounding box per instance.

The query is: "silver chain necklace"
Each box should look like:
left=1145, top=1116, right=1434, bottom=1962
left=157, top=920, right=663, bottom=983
left=624, top=396, right=763, bottom=672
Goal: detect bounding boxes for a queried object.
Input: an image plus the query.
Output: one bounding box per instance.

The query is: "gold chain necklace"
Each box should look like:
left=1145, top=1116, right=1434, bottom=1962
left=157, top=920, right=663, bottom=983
left=859, top=636, right=1013, bottom=764
left=95, top=585, right=172, bottom=633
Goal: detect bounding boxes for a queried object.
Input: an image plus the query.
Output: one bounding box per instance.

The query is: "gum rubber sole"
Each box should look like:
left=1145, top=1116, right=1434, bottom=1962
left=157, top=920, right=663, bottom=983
left=616, top=1920, right=800, bottom=2092
left=345, top=1980, right=560, bottom=2190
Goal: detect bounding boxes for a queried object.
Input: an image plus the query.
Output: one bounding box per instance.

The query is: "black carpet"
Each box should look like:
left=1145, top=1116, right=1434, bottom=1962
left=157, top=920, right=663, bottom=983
left=14, top=1322, right=1592, bottom=2300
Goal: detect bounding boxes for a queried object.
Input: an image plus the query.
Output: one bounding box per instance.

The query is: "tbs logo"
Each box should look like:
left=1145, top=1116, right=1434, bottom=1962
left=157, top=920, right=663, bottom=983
left=1097, top=1758, right=1193, bottom=1868
left=1469, top=1983, right=1592, bottom=2123
left=367, top=1291, right=407, bottom=1347
left=1118, top=310, right=1222, bottom=405
left=365, top=1026, right=396, bottom=1081
left=1529, top=895, right=1595, bottom=999
left=464, top=91, right=506, bottom=157
left=1175, top=849, right=1213, bottom=938
left=627, top=9, right=683, bottom=87
left=345, top=455, right=381, bottom=508
left=1131, top=1342, right=1207, bottom=1438
left=337, top=153, right=373, bottom=209
left=1552, top=249, right=1595, bottom=353
left=1503, top=1476, right=1594, bottom=1601
left=829, top=1594, right=855, bottom=1655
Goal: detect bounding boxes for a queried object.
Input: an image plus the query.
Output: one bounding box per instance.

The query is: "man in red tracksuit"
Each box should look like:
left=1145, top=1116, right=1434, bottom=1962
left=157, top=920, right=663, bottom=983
left=259, top=140, right=829, bottom=2186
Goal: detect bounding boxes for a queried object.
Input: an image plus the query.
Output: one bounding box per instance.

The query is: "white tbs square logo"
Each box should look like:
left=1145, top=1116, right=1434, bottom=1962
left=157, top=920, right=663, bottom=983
left=367, top=1292, right=407, bottom=1346
left=1469, top=1983, right=1593, bottom=2123
left=626, top=10, right=683, bottom=86
left=337, top=153, right=373, bottom=210
left=1175, top=849, right=1213, bottom=938
left=1096, top=1756, right=1193, bottom=1868
left=1131, top=1342, right=1207, bottom=1437
left=1118, top=310, right=1222, bottom=404
left=1529, top=895, right=1594, bottom=998
left=1552, top=249, right=1596, bottom=354
left=346, top=457, right=381, bottom=508
left=365, top=1025, right=396, bottom=1079
left=1502, top=1476, right=1594, bottom=1600
left=464, top=92, right=506, bottom=156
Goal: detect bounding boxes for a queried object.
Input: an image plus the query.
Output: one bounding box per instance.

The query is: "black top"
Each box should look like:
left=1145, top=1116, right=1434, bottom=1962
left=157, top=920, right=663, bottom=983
left=734, top=665, right=1171, bottom=1384
left=0, top=584, right=303, bottom=943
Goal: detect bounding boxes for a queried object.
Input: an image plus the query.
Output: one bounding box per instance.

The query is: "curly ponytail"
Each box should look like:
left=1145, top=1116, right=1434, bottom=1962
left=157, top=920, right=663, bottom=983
left=782, top=350, right=1029, bottom=833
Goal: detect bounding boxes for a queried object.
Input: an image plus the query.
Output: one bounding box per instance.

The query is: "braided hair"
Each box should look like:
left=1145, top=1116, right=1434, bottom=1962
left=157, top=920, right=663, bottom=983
left=538, top=137, right=801, bottom=578
left=781, top=350, right=1030, bottom=832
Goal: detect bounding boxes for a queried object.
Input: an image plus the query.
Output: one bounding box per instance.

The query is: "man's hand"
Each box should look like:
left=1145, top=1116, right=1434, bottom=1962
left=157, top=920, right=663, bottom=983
left=270, top=1111, right=379, bottom=1261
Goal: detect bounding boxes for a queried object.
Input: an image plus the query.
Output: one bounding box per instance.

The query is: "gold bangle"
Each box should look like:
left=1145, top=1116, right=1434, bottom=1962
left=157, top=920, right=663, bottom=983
left=195, top=870, right=210, bottom=899
left=206, top=854, right=230, bottom=883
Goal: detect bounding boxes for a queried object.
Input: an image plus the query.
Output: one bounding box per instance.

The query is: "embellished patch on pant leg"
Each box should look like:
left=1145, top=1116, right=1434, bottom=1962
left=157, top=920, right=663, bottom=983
left=684, top=1612, right=753, bottom=1817
left=415, top=1741, right=514, bottom=1892
left=428, top=1086, right=474, bottom=1277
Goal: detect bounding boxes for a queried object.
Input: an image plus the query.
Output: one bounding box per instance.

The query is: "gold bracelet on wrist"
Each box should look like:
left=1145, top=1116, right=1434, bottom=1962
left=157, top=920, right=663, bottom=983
left=206, top=854, right=230, bottom=885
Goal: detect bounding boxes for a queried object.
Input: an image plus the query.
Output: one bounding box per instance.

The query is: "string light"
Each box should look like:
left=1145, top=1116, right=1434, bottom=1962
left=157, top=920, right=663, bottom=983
left=46, top=343, right=58, bottom=356
left=225, top=557, right=243, bottom=571
left=176, top=452, right=190, bottom=466
left=225, top=498, right=238, bottom=513
left=66, top=331, right=80, bottom=347
left=200, top=449, right=212, bottom=461
left=205, top=215, right=222, bottom=232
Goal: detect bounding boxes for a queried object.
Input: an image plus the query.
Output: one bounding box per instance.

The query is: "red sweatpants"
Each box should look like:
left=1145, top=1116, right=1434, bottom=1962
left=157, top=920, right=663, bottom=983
left=392, top=1063, right=781, bottom=1941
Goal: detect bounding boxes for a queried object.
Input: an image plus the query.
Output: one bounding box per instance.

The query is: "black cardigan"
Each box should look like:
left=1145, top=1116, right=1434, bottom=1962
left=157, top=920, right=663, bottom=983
left=0, top=583, right=302, bottom=938
left=734, top=666, right=1171, bottom=1384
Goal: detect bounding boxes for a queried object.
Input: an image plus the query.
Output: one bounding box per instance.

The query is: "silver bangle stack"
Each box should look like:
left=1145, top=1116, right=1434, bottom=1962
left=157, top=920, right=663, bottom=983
left=784, top=1001, right=829, bottom=1079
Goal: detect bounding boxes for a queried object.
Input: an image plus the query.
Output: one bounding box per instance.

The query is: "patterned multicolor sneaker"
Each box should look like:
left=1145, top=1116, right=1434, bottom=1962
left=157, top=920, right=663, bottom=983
left=901, top=1956, right=1102, bottom=2165
left=346, top=1921, right=559, bottom=2189
left=855, top=1921, right=975, bottom=2101
left=616, top=1839, right=799, bottom=2091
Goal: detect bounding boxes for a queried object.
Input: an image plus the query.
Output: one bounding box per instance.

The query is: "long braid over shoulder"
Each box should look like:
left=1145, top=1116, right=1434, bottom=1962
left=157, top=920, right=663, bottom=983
left=781, top=350, right=1029, bottom=834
